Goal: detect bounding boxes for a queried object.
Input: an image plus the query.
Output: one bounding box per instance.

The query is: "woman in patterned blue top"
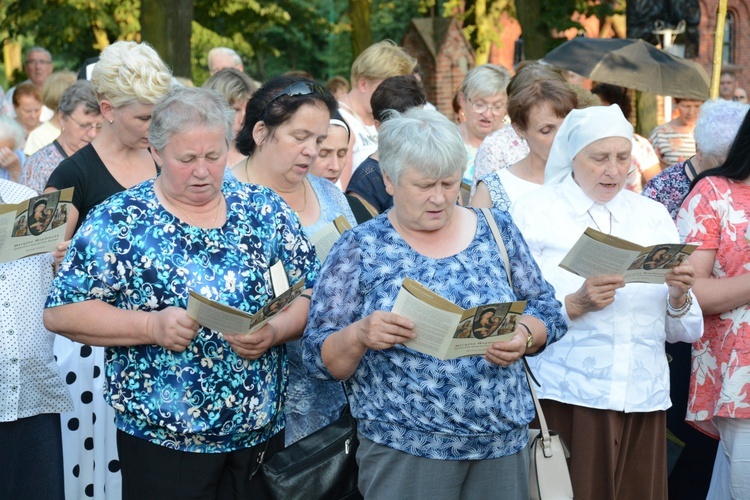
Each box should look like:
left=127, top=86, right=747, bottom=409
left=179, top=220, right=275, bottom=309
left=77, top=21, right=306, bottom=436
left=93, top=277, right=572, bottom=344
left=231, top=76, right=356, bottom=447
left=43, top=87, right=318, bottom=499
left=303, top=108, right=566, bottom=499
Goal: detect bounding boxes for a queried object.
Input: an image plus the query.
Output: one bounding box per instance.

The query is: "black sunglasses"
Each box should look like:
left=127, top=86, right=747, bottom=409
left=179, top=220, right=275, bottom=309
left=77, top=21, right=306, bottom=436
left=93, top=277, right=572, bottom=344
left=266, top=82, right=327, bottom=108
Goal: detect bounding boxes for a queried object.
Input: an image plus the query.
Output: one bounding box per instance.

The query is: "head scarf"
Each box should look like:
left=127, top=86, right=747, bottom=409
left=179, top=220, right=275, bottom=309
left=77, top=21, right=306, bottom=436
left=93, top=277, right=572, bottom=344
left=544, top=104, right=633, bottom=184
left=330, top=108, right=350, bottom=141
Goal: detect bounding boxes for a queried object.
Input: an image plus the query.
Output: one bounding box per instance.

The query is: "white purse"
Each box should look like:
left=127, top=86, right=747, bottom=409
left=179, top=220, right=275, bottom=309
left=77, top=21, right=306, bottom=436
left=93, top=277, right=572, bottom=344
left=481, top=208, right=574, bottom=499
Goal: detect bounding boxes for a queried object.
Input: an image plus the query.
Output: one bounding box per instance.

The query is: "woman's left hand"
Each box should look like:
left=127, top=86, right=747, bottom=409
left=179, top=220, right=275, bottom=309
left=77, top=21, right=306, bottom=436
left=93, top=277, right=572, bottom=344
left=666, top=263, right=696, bottom=308
left=224, top=322, right=278, bottom=360
left=484, top=329, right=527, bottom=367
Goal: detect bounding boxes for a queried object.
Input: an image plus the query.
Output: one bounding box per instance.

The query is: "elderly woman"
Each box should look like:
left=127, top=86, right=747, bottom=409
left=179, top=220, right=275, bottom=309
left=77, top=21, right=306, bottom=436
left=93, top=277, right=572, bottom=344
left=12, top=82, right=43, bottom=139
left=303, top=107, right=566, bottom=499
left=202, top=67, right=258, bottom=166
left=231, top=76, right=357, bottom=446
left=20, top=80, right=102, bottom=194
left=43, top=86, right=318, bottom=499
left=676, top=110, right=750, bottom=500
left=456, top=64, right=511, bottom=189
left=24, top=70, right=77, bottom=156
left=649, top=98, right=703, bottom=169
left=510, top=105, right=703, bottom=500
left=43, top=40, right=172, bottom=500
left=471, top=77, right=577, bottom=210
left=0, top=117, right=26, bottom=182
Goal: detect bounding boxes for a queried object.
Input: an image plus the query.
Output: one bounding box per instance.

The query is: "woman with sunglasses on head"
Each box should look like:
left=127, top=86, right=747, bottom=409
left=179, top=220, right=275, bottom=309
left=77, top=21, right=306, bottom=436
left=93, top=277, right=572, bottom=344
left=231, top=76, right=357, bottom=446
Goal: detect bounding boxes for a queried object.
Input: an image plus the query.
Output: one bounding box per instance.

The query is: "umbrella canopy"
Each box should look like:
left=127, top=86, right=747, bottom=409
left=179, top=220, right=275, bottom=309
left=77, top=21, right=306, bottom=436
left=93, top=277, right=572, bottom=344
left=542, top=37, right=709, bottom=101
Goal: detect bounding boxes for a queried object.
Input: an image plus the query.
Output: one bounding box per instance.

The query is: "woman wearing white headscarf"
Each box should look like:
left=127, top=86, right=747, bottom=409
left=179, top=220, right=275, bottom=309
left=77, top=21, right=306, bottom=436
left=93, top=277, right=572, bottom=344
left=511, top=105, right=703, bottom=499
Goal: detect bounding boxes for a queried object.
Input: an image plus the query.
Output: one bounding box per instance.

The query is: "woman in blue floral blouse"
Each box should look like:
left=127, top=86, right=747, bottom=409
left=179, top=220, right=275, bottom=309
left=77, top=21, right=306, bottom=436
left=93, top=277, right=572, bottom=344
left=303, top=107, right=566, bottom=499
left=43, top=87, right=318, bottom=499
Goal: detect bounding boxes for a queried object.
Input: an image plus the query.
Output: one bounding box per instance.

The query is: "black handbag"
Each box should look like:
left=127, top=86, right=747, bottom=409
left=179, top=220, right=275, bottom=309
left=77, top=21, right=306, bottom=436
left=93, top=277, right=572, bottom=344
left=259, top=404, right=361, bottom=500
left=253, top=349, right=361, bottom=500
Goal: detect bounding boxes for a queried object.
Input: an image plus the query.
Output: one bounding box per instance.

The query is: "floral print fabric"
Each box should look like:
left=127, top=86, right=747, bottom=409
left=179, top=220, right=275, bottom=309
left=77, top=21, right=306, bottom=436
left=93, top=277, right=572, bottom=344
left=677, top=176, right=750, bottom=438
left=303, top=208, right=566, bottom=460
left=46, top=178, right=319, bottom=452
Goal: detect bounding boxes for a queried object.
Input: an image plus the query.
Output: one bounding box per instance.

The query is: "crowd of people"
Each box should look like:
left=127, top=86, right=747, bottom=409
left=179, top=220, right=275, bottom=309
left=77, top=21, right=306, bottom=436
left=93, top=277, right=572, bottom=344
left=1, top=37, right=749, bottom=500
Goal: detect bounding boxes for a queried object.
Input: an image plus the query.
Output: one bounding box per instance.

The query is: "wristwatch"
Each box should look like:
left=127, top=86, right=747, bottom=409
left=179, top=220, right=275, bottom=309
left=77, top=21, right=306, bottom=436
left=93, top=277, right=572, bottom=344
left=519, top=322, right=533, bottom=349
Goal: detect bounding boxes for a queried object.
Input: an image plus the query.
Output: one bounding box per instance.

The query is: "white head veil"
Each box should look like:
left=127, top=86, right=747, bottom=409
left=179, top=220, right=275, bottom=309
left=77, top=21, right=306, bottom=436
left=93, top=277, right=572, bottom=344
left=544, top=104, right=633, bottom=184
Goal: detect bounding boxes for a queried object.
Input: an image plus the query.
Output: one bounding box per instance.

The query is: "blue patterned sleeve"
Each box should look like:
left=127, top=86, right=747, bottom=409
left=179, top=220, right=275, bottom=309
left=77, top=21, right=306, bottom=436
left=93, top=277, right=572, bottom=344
left=302, top=229, right=363, bottom=381
left=491, top=209, right=567, bottom=350
left=46, top=199, right=127, bottom=308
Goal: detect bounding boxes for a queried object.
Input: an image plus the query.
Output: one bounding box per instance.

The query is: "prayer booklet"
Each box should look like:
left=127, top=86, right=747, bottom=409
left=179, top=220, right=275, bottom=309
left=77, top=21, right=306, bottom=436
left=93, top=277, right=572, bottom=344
left=559, top=227, right=698, bottom=284
left=392, top=277, right=526, bottom=360
left=0, top=187, right=73, bottom=263
left=309, top=215, right=352, bottom=264
left=187, top=277, right=306, bottom=335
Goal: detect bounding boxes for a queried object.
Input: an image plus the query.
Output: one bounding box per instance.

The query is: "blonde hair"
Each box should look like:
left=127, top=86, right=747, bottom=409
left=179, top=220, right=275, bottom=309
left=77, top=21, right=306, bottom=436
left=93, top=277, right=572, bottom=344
left=350, top=40, right=417, bottom=83
left=91, top=41, right=173, bottom=108
left=42, top=71, right=77, bottom=111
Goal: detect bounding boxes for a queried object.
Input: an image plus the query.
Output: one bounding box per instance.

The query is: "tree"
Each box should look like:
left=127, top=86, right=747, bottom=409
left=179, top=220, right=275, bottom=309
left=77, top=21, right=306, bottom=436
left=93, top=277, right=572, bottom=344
left=141, top=0, right=194, bottom=79
left=349, top=0, right=372, bottom=58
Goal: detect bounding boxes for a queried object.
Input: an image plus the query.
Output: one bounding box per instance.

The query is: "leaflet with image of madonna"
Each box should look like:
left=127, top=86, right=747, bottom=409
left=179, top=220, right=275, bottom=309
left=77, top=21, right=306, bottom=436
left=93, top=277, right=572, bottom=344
left=0, top=187, right=72, bottom=263
left=392, top=278, right=526, bottom=360
left=559, top=227, right=698, bottom=283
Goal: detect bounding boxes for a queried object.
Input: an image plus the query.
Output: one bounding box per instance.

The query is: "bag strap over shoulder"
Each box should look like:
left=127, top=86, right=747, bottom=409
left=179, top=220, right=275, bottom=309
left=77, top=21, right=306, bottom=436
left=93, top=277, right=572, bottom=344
left=481, top=208, right=555, bottom=456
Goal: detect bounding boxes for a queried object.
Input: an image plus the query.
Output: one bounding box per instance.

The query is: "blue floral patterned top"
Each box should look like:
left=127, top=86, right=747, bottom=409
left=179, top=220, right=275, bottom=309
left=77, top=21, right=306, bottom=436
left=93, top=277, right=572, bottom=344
left=45, top=178, right=319, bottom=453
left=641, top=161, right=690, bottom=221
left=303, top=208, right=566, bottom=460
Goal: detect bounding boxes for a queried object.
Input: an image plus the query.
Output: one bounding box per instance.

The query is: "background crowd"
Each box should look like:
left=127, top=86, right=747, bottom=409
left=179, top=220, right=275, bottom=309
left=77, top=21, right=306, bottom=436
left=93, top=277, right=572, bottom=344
left=1, top=37, right=749, bottom=500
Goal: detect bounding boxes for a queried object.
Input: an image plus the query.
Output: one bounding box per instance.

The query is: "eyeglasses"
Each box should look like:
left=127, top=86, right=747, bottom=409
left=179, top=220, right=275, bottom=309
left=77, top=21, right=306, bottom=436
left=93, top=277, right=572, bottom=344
left=266, top=82, right=326, bottom=109
left=467, top=97, right=506, bottom=116
left=26, top=59, right=52, bottom=66
left=67, top=115, right=103, bottom=132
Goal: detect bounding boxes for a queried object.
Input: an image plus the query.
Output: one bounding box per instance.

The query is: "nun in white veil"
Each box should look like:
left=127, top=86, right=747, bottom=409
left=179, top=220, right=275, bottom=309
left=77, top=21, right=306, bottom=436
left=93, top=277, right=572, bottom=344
left=510, top=105, right=703, bottom=499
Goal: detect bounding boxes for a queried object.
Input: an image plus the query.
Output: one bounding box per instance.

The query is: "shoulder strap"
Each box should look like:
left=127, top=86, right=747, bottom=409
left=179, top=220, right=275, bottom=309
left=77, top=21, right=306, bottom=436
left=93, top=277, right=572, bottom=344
left=481, top=209, right=552, bottom=444
left=480, top=208, right=511, bottom=288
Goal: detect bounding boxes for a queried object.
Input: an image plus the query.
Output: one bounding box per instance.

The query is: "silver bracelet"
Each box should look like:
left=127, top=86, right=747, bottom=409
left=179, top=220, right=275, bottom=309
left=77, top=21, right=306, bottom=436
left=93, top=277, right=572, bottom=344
left=666, top=292, right=692, bottom=318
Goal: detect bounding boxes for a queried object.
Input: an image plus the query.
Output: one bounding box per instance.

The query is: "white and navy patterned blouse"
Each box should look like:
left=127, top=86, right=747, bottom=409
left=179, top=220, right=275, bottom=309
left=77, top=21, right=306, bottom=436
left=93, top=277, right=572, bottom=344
left=303, top=208, right=566, bottom=460
left=46, top=178, right=319, bottom=453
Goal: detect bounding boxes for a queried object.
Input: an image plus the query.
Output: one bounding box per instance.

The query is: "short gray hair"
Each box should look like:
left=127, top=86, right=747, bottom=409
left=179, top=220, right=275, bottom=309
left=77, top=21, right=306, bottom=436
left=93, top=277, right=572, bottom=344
left=0, top=116, right=26, bottom=149
left=208, top=47, right=242, bottom=72
left=58, top=80, right=100, bottom=117
left=379, top=107, right=467, bottom=185
left=460, top=64, right=511, bottom=101
left=694, top=99, right=749, bottom=162
left=149, top=86, right=234, bottom=151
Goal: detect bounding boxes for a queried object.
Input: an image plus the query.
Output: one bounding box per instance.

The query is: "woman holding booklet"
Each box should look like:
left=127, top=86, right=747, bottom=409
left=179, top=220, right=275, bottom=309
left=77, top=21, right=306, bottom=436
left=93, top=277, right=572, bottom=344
left=303, top=107, right=567, bottom=499
left=231, top=76, right=357, bottom=446
left=43, top=87, right=318, bottom=499
left=510, top=104, right=703, bottom=500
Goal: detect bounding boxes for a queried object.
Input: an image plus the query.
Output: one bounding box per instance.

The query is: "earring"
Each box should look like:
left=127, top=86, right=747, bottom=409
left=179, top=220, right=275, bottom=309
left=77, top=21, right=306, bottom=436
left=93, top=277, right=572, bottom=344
left=109, top=119, right=113, bottom=124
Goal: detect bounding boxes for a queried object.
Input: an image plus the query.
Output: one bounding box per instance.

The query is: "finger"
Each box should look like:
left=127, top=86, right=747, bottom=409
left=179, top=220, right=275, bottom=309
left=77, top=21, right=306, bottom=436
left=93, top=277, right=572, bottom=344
left=377, top=312, right=415, bottom=330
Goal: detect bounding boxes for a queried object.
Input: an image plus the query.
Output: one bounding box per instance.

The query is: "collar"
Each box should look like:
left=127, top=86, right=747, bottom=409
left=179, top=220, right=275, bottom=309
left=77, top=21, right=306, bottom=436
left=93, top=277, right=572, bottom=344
left=559, top=172, right=627, bottom=224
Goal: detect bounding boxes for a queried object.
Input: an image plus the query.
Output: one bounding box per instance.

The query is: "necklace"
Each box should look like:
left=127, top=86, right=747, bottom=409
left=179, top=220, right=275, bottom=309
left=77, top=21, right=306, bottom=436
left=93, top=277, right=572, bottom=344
left=586, top=208, right=612, bottom=234
left=157, top=180, right=223, bottom=228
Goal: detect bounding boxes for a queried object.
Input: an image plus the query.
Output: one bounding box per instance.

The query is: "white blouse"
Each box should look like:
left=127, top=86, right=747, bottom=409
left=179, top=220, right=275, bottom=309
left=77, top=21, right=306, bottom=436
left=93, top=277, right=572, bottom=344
left=511, top=173, right=703, bottom=412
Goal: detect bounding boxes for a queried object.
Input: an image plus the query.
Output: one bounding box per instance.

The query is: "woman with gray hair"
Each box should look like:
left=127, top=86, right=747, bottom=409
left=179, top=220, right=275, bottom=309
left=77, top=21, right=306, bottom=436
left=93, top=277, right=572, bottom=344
left=511, top=105, right=703, bottom=499
left=456, top=64, right=511, bottom=189
left=20, top=80, right=102, bottom=194
left=44, top=86, right=318, bottom=498
left=0, top=116, right=26, bottom=182
left=303, top=107, right=566, bottom=499
left=643, top=99, right=749, bottom=220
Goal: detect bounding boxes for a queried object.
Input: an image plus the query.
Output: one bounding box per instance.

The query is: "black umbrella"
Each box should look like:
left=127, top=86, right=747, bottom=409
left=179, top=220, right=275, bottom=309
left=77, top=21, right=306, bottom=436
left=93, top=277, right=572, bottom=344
left=542, top=37, right=709, bottom=101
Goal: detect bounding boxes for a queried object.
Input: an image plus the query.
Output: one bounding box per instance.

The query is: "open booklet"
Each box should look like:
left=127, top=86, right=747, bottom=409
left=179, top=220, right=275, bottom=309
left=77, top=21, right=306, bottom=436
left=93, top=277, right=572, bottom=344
left=392, top=278, right=527, bottom=360
left=309, top=215, right=352, bottom=263
left=559, top=227, right=698, bottom=283
left=186, top=261, right=304, bottom=335
left=0, top=187, right=73, bottom=263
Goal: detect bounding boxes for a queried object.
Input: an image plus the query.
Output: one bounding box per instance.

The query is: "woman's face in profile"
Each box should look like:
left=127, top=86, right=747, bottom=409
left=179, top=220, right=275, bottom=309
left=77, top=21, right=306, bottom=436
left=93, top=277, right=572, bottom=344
left=111, top=101, right=155, bottom=149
